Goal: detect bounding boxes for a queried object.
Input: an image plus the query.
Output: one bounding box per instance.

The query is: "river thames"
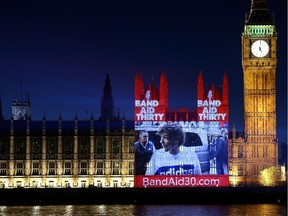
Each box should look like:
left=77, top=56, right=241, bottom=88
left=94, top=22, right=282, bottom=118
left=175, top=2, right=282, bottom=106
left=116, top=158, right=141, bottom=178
left=0, top=204, right=286, bottom=216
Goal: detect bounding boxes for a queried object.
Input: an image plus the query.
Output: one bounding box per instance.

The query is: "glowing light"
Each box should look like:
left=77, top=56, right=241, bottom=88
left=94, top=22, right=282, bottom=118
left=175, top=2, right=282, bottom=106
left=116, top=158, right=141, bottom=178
left=259, top=166, right=282, bottom=186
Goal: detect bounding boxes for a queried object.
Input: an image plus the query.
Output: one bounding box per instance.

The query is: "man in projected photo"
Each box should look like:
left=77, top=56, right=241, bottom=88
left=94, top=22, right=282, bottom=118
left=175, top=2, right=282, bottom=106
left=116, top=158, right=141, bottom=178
left=145, top=123, right=202, bottom=175
left=214, top=128, right=228, bottom=174
left=135, top=130, right=156, bottom=175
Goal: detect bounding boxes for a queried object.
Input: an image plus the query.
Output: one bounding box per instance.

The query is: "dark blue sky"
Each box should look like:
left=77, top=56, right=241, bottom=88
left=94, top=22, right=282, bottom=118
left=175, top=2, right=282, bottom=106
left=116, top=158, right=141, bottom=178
left=0, top=0, right=287, bottom=144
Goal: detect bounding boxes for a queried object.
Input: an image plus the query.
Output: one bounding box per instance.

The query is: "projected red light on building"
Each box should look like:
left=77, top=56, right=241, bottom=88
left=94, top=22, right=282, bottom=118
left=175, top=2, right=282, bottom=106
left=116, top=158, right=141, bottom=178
left=134, top=71, right=229, bottom=188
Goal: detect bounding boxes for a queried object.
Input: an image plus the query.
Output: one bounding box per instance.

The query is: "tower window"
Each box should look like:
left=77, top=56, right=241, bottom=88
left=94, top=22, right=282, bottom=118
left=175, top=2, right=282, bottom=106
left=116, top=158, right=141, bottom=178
left=95, top=138, right=105, bottom=159
left=96, top=161, right=104, bottom=175
left=47, top=138, right=57, bottom=160
left=238, top=165, right=244, bottom=176
left=129, top=138, right=134, bottom=154
left=48, top=162, right=56, bottom=175
left=0, top=162, right=7, bottom=176
left=0, top=139, right=9, bottom=160
left=32, top=162, right=40, bottom=175
left=238, top=145, right=243, bottom=158
left=15, top=138, right=25, bottom=160
left=79, top=138, right=89, bottom=159
left=32, top=137, right=41, bottom=160
left=129, top=161, right=134, bottom=175
left=63, top=137, right=73, bottom=160
left=112, top=161, right=120, bottom=175
left=80, top=161, right=87, bottom=175
left=64, top=161, right=72, bottom=175
left=112, top=138, right=120, bottom=159
left=16, top=161, right=24, bottom=175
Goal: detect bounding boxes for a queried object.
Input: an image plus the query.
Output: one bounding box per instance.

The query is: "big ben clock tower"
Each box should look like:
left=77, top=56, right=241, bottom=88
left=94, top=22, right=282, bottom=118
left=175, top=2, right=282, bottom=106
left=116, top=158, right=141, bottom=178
left=241, top=0, right=278, bottom=182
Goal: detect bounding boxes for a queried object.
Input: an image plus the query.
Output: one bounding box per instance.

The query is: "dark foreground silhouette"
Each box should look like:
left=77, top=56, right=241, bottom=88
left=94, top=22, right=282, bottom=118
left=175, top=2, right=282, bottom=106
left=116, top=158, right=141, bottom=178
left=0, top=185, right=286, bottom=206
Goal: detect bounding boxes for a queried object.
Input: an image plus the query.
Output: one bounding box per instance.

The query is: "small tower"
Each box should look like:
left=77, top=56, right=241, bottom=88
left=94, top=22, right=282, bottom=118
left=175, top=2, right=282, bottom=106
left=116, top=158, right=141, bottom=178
left=197, top=70, right=204, bottom=101
left=100, top=73, right=114, bottom=120
left=12, top=87, right=31, bottom=120
left=134, top=71, right=145, bottom=101
left=159, top=70, right=168, bottom=111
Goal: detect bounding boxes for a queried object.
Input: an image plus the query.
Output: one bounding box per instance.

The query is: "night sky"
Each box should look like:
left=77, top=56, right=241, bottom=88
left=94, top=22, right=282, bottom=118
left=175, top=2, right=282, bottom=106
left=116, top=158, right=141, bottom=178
left=0, top=0, right=287, bottom=144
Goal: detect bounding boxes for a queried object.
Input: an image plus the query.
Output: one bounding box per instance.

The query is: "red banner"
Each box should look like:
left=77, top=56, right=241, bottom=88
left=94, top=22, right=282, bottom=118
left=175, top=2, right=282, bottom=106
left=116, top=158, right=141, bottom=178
left=135, top=175, right=229, bottom=188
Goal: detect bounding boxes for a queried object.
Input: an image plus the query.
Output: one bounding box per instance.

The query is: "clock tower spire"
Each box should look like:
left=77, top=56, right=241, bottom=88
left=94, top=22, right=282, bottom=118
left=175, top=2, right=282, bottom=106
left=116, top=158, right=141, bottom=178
left=246, top=0, right=274, bottom=25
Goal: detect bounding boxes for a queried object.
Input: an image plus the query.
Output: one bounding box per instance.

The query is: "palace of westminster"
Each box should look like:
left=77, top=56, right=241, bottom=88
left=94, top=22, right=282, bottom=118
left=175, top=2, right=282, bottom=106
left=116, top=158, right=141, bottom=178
left=0, top=0, right=283, bottom=188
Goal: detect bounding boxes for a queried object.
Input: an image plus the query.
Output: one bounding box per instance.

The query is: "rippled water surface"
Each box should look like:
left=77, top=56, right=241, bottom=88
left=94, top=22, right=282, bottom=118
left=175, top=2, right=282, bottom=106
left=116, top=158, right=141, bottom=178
left=0, top=204, right=286, bottom=216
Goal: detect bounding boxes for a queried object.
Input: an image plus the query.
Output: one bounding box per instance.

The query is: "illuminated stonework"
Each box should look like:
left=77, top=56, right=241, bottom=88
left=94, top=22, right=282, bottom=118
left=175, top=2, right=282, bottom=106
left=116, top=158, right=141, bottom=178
left=0, top=118, right=135, bottom=188
left=243, top=25, right=275, bottom=36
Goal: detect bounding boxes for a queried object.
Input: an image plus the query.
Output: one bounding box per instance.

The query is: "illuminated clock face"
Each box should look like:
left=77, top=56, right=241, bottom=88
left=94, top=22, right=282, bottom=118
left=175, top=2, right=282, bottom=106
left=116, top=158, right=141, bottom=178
left=251, top=40, right=269, bottom=58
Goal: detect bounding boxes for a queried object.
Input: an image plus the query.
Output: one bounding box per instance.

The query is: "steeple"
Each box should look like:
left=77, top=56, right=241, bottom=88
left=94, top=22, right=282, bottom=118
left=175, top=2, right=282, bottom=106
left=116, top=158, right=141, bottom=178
left=222, top=71, right=229, bottom=106
left=100, top=73, right=114, bottom=120
left=246, top=0, right=274, bottom=25
left=197, top=70, right=204, bottom=101
left=134, top=71, right=145, bottom=100
left=159, top=70, right=168, bottom=110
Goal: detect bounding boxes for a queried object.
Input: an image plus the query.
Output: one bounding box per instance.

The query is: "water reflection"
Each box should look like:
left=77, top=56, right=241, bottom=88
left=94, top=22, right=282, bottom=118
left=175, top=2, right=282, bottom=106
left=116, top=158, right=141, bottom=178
left=32, top=206, right=40, bottom=216
left=0, top=204, right=286, bottom=216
